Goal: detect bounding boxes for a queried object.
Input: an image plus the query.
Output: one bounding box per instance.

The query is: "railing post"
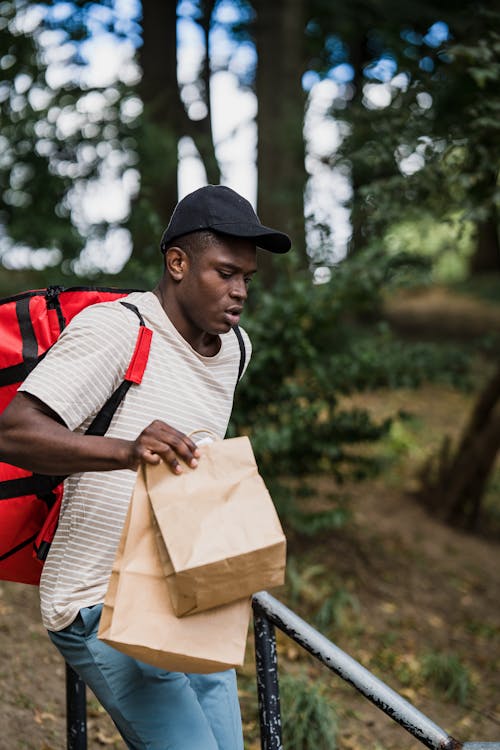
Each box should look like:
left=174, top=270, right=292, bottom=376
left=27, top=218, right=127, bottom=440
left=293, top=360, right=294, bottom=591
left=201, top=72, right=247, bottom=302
left=253, top=602, right=283, bottom=750
left=66, top=662, right=87, bottom=750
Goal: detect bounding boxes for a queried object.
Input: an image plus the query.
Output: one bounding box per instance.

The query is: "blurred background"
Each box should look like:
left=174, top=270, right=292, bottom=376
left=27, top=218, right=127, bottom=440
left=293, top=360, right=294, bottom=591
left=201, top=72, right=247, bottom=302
left=0, top=1, right=499, bottom=749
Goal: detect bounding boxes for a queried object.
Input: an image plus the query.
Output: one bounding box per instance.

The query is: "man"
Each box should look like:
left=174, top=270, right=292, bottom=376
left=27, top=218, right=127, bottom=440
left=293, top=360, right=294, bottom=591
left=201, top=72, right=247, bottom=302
left=0, top=185, right=291, bottom=750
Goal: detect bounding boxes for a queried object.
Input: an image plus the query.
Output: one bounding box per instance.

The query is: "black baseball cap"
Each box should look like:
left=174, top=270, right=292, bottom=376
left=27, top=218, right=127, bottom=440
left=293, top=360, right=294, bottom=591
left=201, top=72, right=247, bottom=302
left=160, top=185, right=291, bottom=254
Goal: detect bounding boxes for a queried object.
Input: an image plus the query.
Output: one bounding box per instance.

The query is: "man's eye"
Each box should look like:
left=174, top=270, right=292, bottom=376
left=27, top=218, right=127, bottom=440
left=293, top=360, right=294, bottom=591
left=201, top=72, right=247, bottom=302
left=218, top=270, right=232, bottom=279
left=244, top=277, right=252, bottom=286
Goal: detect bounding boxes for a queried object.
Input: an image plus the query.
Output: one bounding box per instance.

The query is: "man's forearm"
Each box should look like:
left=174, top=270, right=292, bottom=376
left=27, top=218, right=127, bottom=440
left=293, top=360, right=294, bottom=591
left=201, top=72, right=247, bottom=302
left=0, top=394, right=132, bottom=475
left=2, top=429, right=131, bottom=475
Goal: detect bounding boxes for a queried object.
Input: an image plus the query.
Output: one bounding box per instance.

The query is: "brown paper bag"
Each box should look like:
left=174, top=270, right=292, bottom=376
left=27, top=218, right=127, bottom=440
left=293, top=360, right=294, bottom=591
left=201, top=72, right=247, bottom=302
left=145, top=435, right=286, bottom=617
left=98, top=466, right=251, bottom=674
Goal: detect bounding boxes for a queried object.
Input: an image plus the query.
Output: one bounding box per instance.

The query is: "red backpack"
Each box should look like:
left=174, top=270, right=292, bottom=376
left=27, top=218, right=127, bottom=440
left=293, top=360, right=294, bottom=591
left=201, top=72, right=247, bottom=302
left=0, top=286, right=152, bottom=585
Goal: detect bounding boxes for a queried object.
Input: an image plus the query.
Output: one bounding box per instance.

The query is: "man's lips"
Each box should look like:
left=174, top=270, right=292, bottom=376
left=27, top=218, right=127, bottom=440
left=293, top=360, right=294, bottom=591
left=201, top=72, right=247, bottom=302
left=224, top=307, right=243, bottom=324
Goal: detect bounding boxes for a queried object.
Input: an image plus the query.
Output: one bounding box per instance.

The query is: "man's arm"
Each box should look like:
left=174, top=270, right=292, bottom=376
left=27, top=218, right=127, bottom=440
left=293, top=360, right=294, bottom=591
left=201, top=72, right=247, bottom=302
left=0, top=392, right=200, bottom=475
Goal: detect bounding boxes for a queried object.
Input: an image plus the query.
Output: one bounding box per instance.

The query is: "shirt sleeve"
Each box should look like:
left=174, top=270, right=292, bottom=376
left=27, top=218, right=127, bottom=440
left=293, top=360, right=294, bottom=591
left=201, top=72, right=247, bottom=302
left=19, top=302, right=138, bottom=430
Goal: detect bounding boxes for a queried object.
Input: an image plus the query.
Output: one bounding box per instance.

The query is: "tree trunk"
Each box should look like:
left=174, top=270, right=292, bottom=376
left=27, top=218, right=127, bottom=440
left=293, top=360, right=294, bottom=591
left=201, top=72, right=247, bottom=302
left=130, top=0, right=181, bottom=266
left=348, top=32, right=374, bottom=256
left=130, top=0, right=220, bottom=268
left=192, top=0, right=220, bottom=185
left=253, top=0, right=307, bottom=286
left=417, top=365, right=500, bottom=529
left=446, top=411, right=500, bottom=528
left=470, top=213, right=500, bottom=274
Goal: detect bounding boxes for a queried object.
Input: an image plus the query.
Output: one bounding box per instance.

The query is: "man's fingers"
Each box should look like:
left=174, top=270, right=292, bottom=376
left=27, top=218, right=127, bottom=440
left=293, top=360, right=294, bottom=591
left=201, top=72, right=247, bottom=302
left=140, top=449, right=161, bottom=466
left=138, top=442, right=186, bottom=474
left=132, top=422, right=204, bottom=474
left=147, top=422, right=200, bottom=467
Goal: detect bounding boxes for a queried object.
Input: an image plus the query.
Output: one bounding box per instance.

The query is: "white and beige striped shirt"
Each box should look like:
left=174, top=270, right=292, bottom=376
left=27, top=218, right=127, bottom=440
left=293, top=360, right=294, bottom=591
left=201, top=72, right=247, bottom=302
left=19, top=291, right=251, bottom=631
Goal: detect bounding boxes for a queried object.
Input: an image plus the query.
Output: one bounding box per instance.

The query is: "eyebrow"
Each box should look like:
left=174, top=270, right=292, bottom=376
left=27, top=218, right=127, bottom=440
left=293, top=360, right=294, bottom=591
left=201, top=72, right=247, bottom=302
left=218, top=262, right=258, bottom=275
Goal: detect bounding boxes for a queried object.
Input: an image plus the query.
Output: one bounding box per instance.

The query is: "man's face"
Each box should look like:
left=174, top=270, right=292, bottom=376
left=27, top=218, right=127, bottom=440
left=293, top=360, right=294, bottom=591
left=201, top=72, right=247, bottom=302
left=174, top=236, right=258, bottom=336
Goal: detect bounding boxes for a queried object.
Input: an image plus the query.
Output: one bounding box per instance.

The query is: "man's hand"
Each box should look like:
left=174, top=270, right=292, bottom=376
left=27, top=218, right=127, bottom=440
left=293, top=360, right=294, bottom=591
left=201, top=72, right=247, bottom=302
left=128, top=421, right=200, bottom=473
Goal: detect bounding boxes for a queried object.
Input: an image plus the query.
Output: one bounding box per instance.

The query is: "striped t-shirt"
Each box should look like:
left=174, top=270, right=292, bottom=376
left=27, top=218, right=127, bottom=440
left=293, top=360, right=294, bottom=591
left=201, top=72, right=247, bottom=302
left=19, top=291, right=251, bottom=631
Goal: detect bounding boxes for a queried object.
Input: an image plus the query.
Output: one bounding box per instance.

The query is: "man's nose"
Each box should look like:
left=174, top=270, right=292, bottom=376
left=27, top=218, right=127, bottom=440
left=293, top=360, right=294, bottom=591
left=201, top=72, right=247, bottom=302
left=230, top=277, right=248, bottom=300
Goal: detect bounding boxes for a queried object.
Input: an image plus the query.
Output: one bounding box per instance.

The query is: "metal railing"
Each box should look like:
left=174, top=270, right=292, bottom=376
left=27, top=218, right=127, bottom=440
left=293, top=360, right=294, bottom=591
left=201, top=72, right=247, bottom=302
left=65, top=591, right=500, bottom=750
left=252, top=592, right=500, bottom=750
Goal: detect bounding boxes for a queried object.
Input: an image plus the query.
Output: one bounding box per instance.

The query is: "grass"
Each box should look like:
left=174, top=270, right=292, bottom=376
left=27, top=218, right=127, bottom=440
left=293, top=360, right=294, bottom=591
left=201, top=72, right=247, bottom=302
left=420, top=652, right=473, bottom=707
left=314, top=590, right=360, bottom=634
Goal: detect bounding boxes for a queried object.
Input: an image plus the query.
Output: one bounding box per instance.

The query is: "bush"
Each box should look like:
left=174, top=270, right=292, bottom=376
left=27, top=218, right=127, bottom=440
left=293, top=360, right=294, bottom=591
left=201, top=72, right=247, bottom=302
left=230, top=250, right=472, bottom=490
left=230, top=251, right=399, bottom=479
left=279, top=672, right=338, bottom=750
left=268, top=481, right=351, bottom=538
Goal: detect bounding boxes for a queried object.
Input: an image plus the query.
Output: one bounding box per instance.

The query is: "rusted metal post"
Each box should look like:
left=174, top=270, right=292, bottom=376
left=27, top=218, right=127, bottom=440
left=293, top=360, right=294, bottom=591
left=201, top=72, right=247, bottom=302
left=66, top=662, right=87, bottom=750
left=253, top=602, right=283, bottom=750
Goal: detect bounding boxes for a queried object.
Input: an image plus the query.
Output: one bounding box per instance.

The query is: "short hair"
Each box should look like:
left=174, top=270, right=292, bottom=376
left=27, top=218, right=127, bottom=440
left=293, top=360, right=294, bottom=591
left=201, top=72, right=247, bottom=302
left=173, top=230, right=223, bottom=262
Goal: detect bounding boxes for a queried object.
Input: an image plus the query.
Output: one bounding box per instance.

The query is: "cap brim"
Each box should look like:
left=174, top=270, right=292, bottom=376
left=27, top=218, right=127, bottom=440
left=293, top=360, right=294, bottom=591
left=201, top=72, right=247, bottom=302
left=252, top=232, right=291, bottom=254
left=212, top=223, right=291, bottom=253
left=160, top=223, right=292, bottom=254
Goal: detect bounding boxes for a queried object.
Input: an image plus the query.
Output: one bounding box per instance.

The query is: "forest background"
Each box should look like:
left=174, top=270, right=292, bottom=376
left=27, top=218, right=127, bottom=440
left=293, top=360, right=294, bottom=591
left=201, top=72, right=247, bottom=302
left=0, top=1, right=499, bottom=749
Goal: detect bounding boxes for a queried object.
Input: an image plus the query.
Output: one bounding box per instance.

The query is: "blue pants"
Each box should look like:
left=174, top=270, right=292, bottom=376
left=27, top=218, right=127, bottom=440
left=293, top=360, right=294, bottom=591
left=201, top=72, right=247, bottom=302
left=48, top=605, right=244, bottom=750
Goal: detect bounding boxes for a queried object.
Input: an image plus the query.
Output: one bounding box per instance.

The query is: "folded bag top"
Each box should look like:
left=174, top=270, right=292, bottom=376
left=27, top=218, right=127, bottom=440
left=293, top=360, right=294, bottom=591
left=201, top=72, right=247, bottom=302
left=145, top=434, right=286, bottom=617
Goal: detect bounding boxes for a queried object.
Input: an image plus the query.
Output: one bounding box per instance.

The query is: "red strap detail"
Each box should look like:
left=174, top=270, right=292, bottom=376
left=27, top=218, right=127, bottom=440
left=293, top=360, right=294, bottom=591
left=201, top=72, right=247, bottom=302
left=124, top=326, right=152, bottom=384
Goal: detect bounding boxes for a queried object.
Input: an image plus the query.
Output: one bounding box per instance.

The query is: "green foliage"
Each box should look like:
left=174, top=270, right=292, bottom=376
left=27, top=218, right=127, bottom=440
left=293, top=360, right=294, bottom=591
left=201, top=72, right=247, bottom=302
left=454, top=274, right=500, bottom=305
left=331, top=325, right=472, bottom=391
left=287, top=505, right=351, bottom=537
left=464, top=618, right=499, bottom=640
left=381, top=418, right=421, bottom=462
left=230, top=250, right=425, bottom=480
left=231, top=251, right=472, bottom=499
left=284, top=557, right=359, bottom=636
left=280, top=672, right=339, bottom=750
left=286, top=557, right=329, bottom=608
left=0, top=1, right=82, bottom=256
left=269, top=481, right=351, bottom=538
left=382, top=214, right=475, bottom=283
left=0, top=0, right=138, bottom=270
left=442, top=9, right=500, bottom=221
left=321, top=1, right=500, bottom=272
left=421, top=652, right=473, bottom=706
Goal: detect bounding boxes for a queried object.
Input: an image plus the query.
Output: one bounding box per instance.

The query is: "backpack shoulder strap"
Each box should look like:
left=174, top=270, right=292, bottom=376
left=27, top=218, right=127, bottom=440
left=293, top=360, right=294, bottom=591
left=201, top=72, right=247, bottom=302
left=84, top=302, right=152, bottom=436
left=233, top=325, right=246, bottom=382
left=119, top=302, right=152, bottom=384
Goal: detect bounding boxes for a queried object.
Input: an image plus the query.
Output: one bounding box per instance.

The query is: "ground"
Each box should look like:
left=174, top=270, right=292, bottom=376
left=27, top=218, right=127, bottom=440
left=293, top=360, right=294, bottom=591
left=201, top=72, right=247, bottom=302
left=1, top=284, right=499, bottom=750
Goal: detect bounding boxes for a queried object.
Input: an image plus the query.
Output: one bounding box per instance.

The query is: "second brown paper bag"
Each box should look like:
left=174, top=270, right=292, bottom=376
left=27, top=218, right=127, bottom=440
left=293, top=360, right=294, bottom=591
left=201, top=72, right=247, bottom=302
left=98, top=464, right=251, bottom=673
left=146, top=435, right=286, bottom=617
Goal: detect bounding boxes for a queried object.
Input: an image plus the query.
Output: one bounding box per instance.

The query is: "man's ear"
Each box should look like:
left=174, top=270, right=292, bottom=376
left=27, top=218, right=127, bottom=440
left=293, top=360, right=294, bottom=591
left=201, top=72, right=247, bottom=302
left=165, top=247, right=188, bottom=281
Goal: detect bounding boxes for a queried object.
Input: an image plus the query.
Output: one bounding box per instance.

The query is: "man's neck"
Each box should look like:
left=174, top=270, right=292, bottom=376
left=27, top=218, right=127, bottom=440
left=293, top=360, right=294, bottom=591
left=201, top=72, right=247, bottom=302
left=152, top=285, right=220, bottom=357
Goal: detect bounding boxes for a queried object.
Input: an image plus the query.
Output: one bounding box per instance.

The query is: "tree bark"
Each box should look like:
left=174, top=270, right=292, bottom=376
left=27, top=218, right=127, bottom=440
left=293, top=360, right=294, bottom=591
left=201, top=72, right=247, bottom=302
left=131, top=0, right=181, bottom=265
left=252, top=0, right=307, bottom=286
left=192, top=0, right=220, bottom=185
left=417, top=365, right=500, bottom=529
left=470, top=213, right=500, bottom=274
left=130, top=0, right=220, bottom=266
left=348, top=32, right=377, bottom=256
